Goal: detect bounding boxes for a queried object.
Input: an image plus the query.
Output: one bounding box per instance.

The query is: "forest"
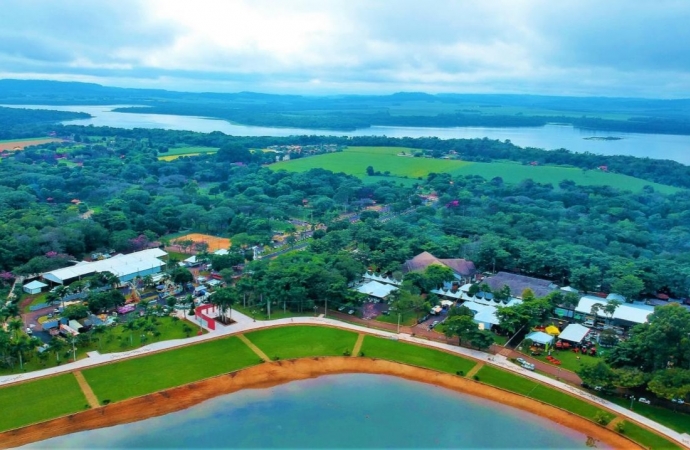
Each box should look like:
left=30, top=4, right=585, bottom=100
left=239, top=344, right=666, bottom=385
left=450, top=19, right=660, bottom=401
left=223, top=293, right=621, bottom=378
left=2, top=79, right=690, bottom=135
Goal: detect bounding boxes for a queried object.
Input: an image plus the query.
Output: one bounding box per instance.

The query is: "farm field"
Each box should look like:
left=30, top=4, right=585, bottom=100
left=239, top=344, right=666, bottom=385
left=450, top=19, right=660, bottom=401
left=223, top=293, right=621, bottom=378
left=158, top=146, right=219, bottom=160
left=271, top=146, right=679, bottom=194
left=0, top=374, right=87, bottom=432
left=82, top=336, right=260, bottom=404
left=360, top=335, right=476, bottom=375
left=0, top=137, right=61, bottom=151
left=244, top=326, right=359, bottom=359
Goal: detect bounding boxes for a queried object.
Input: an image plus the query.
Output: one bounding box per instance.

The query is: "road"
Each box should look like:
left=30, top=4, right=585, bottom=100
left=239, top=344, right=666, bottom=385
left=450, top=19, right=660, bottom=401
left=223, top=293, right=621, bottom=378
left=1, top=310, right=687, bottom=448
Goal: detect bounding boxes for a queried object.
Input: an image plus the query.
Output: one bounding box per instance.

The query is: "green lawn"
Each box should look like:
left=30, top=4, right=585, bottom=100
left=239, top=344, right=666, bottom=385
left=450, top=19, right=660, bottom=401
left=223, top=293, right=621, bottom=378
left=476, top=365, right=603, bottom=420
left=602, top=394, right=690, bottom=434
left=529, top=346, right=601, bottom=374
left=82, top=336, right=260, bottom=404
left=23, top=292, right=49, bottom=313
left=158, top=146, right=219, bottom=160
left=620, top=421, right=682, bottom=450
left=234, top=304, right=307, bottom=321
left=0, top=374, right=87, bottom=432
left=270, top=146, right=678, bottom=194
left=360, top=335, right=476, bottom=375
left=375, top=310, right=417, bottom=326
left=244, top=326, right=359, bottom=359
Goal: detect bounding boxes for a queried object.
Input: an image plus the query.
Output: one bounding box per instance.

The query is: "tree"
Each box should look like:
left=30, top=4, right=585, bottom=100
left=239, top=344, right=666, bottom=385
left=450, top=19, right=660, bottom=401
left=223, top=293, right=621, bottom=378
left=171, top=267, right=194, bottom=284
left=611, top=275, right=644, bottom=302
left=424, top=264, right=455, bottom=291
left=468, top=329, right=495, bottom=350
left=210, top=287, right=239, bottom=324
left=47, top=337, right=66, bottom=363
left=603, top=299, right=622, bottom=324
left=613, top=366, right=649, bottom=389
left=648, top=369, right=690, bottom=402
left=577, top=360, right=617, bottom=389
left=443, top=315, right=478, bottom=345
left=570, top=266, right=601, bottom=293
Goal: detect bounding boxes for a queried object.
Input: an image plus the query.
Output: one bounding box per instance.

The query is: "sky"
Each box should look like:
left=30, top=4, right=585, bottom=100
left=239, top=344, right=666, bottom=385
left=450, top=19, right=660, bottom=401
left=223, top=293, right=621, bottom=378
left=1, top=0, right=689, bottom=97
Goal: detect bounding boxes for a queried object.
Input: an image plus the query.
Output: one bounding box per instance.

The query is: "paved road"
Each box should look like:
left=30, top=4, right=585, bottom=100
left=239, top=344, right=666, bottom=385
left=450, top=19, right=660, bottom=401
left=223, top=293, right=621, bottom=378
left=1, top=310, right=687, bottom=448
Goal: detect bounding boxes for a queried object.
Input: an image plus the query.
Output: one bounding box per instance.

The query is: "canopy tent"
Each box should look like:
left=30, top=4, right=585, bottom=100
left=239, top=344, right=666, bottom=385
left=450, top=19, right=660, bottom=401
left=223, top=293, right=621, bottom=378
left=440, top=300, right=454, bottom=307
left=355, top=280, right=398, bottom=299
left=558, top=324, right=590, bottom=344
left=545, top=325, right=561, bottom=336
left=525, top=331, right=555, bottom=349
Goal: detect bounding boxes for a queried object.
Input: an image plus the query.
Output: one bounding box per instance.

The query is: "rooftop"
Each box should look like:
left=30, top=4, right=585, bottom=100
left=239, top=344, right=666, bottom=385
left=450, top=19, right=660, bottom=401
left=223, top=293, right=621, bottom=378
left=483, top=272, right=557, bottom=299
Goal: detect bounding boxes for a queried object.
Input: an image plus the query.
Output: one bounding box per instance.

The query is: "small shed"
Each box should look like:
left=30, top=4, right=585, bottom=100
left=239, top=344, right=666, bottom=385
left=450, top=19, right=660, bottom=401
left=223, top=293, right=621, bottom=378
left=558, top=324, right=590, bottom=344
left=23, top=280, right=47, bottom=295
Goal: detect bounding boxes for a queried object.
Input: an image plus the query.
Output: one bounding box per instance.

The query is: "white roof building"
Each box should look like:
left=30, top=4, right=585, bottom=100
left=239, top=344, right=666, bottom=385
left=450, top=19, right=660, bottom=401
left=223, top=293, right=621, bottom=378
left=213, top=249, right=229, bottom=256
left=362, top=273, right=402, bottom=286
left=43, top=248, right=168, bottom=284
left=558, top=324, right=590, bottom=343
left=356, top=280, right=398, bottom=299
left=23, top=280, right=47, bottom=294
left=462, top=298, right=523, bottom=329
left=575, top=295, right=654, bottom=324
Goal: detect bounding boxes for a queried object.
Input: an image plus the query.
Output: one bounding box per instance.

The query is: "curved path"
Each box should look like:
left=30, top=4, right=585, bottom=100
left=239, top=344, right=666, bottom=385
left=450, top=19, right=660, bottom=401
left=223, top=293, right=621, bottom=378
left=2, top=311, right=689, bottom=449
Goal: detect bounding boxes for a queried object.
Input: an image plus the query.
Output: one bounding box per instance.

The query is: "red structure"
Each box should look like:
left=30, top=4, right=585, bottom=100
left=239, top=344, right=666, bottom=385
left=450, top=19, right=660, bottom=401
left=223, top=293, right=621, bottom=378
left=195, top=304, right=216, bottom=330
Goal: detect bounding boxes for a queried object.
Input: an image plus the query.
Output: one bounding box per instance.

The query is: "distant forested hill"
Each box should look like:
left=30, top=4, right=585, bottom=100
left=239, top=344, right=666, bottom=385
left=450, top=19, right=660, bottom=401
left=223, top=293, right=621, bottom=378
left=0, top=106, right=89, bottom=139
left=1, top=79, right=690, bottom=134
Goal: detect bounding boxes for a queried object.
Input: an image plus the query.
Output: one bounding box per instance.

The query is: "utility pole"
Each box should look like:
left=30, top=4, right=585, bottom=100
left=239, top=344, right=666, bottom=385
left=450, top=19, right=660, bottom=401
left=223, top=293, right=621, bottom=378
left=397, top=313, right=401, bottom=333
left=267, top=298, right=271, bottom=319
left=325, top=298, right=328, bottom=317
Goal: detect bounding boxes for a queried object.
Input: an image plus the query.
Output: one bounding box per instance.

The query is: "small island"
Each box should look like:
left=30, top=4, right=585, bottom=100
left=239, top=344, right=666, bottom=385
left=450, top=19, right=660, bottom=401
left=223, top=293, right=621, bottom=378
left=583, top=136, right=623, bottom=141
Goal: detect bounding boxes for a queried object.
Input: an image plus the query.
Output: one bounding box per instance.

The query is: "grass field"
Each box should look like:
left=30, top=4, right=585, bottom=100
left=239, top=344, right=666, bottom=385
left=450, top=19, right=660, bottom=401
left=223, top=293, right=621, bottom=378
left=244, top=326, right=359, bottom=359
left=270, top=146, right=679, bottom=194
left=360, top=335, right=476, bottom=375
left=0, top=137, right=61, bottom=151
left=375, top=310, right=417, bottom=326
left=82, top=336, right=260, bottom=404
left=619, top=421, right=682, bottom=450
left=602, top=394, right=690, bottom=434
left=529, top=346, right=600, bottom=374
left=158, top=146, right=219, bottom=160
left=0, top=374, right=87, bottom=432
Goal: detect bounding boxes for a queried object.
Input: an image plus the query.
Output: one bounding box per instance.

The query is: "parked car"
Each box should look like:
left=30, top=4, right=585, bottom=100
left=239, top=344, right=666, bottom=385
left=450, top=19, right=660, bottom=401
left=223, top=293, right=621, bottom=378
left=25, top=327, right=32, bottom=335
left=348, top=309, right=355, bottom=315
left=522, top=362, right=535, bottom=371
left=638, top=398, right=651, bottom=404
left=337, top=305, right=346, bottom=312
left=516, top=357, right=526, bottom=365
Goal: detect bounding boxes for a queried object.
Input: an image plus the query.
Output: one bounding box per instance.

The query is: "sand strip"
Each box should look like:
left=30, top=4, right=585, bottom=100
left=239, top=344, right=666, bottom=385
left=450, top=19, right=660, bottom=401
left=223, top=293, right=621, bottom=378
left=73, top=371, right=100, bottom=409
left=0, top=357, right=640, bottom=449
left=465, top=362, right=484, bottom=378
left=351, top=333, right=365, bottom=356
left=237, top=334, right=270, bottom=362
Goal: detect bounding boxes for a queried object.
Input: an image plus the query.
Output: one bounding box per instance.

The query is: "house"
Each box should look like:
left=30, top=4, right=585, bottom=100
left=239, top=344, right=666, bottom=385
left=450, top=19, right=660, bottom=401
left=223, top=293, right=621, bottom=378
left=23, top=280, right=48, bottom=295
left=402, top=251, right=476, bottom=283
left=482, top=272, right=557, bottom=299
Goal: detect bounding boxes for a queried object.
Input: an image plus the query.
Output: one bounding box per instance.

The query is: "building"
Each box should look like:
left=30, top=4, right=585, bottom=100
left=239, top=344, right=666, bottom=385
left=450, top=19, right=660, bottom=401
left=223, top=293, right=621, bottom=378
left=355, top=280, right=398, bottom=301
left=575, top=295, right=654, bottom=327
left=483, top=272, right=557, bottom=299
left=402, top=251, right=476, bottom=283
left=23, top=280, right=47, bottom=295
left=43, top=248, right=168, bottom=285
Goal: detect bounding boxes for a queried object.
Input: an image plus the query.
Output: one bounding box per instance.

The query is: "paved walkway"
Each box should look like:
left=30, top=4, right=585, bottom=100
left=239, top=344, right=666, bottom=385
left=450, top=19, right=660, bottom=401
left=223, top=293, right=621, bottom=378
left=351, top=334, right=365, bottom=356
left=73, top=371, right=99, bottom=409
left=237, top=334, right=270, bottom=362
left=1, top=311, right=688, bottom=449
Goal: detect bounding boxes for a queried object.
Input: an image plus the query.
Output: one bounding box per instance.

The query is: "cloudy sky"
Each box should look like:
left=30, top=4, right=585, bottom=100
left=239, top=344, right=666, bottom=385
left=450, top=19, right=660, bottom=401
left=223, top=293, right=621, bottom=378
left=1, top=0, right=689, bottom=97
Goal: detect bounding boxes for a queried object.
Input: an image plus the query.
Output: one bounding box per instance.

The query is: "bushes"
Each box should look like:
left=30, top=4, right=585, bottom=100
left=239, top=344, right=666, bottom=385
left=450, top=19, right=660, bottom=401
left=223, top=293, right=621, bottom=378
left=594, top=411, right=614, bottom=426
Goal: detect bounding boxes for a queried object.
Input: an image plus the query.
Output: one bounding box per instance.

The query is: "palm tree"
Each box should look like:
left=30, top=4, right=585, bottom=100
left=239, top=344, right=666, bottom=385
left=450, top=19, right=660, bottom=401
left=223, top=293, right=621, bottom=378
left=12, top=335, right=34, bottom=371
left=211, top=287, right=238, bottom=324
left=4, top=303, right=20, bottom=320
left=91, top=325, right=107, bottom=349
left=47, top=337, right=66, bottom=363
left=603, top=299, right=622, bottom=325
left=100, top=271, right=120, bottom=290
left=8, top=319, right=23, bottom=339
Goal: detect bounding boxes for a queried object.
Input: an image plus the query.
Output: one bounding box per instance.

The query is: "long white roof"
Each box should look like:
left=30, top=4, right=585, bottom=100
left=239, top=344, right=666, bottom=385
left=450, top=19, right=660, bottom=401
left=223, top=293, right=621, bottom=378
left=356, top=280, right=398, bottom=298
left=43, top=248, right=167, bottom=283
left=575, top=295, right=654, bottom=324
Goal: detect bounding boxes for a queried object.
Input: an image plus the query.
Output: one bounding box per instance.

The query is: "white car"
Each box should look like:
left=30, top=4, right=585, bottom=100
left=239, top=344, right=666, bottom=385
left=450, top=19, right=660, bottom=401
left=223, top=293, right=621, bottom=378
left=522, top=362, right=535, bottom=371
left=348, top=309, right=355, bottom=315
left=516, top=357, right=526, bottom=365
left=638, top=398, right=651, bottom=404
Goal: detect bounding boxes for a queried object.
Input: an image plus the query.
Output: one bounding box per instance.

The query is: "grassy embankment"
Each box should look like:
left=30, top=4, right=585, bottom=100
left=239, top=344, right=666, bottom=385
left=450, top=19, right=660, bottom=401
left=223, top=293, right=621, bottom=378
left=271, top=146, right=680, bottom=194
left=476, top=365, right=681, bottom=450
left=82, top=336, right=260, bottom=404
left=0, top=374, right=87, bottom=432
left=244, top=326, right=358, bottom=359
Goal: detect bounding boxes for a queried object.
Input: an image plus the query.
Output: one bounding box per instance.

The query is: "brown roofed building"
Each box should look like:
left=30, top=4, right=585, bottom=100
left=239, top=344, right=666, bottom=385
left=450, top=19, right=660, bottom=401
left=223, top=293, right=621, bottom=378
left=402, top=251, right=476, bottom=282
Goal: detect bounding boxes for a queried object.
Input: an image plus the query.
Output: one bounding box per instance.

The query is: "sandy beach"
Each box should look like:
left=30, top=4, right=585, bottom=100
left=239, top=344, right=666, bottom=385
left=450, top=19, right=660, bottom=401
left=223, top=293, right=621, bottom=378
left=1, top=357, right=640, bottom=449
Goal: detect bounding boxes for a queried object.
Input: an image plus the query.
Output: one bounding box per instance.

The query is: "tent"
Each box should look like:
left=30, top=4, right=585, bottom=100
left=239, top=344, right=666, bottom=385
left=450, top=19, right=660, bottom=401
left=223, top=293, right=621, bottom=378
left=525, top=331, right=555, bottom=350
left=23, top=280, right=47, bottom=295
left=545, top=325, right=561, bottom=336
left=558, top=324, right=590, bottom=344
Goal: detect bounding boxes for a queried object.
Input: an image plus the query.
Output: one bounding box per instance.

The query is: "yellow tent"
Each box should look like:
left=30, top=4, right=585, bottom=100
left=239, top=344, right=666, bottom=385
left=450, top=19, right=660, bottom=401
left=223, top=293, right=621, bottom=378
left=545, top=325, right=560, bottom=336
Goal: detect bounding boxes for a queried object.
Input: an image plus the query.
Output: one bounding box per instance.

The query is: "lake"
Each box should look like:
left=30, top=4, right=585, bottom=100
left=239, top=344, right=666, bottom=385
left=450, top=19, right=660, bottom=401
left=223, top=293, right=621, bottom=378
left=22, top=374, right=598, bottom=449
left=5, top=104, right=690, bottom=164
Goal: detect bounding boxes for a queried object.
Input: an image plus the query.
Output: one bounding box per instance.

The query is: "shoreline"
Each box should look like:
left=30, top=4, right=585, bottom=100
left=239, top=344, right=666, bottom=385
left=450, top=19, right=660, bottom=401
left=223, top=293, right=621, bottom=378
left=1, top=357, right=638, bottom=449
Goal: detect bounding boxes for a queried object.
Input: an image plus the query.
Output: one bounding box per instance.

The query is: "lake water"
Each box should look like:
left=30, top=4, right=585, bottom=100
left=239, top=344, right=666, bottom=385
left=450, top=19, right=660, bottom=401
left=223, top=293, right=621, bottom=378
left=5, top=104, right=690, bottom=164
left=22, top=374, right=598, bottom=449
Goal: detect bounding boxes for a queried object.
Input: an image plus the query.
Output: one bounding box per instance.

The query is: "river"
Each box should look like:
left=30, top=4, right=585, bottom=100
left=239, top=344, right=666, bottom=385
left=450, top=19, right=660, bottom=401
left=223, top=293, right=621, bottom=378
left=5, top=104, right=690, bottom=164
left=21, top=374, right=599, bottom=449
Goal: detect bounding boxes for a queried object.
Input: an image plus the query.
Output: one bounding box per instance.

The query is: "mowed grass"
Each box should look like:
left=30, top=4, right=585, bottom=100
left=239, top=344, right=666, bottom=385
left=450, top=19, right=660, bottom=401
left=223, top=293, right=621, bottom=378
left=476, top=365, right=603, bottom=421
left=244, top=326, right=359, bottom=359
left=158, top=146, right=219, bottom=160
left=82, top=336, right=261, bottom=404
left=272, top=146, right=469, bottom=179
left=360, top=335, right=476, bottom=375
left=271, top=146, right=678, bottom=193
left=0, top=374, right=87, bottom=432
left=602, top=394, right=690, bottom=434
left=620, top=421, right=682, bottom=450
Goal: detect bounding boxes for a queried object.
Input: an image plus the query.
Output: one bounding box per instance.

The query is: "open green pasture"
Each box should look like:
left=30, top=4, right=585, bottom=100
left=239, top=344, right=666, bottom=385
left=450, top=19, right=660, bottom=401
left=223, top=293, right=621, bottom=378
left=620, top=421, right=682, bottom=450
left=158, top=146, right=219, bottom=160
left=82, top=336, right=260, bottom=404
left=244, top=326, right=358, bottom=359
left=0, top=374, right=87, bottom=432
left=271, top=146, right=678, bottom=193
left=360, top=335, right=476, bottom=375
